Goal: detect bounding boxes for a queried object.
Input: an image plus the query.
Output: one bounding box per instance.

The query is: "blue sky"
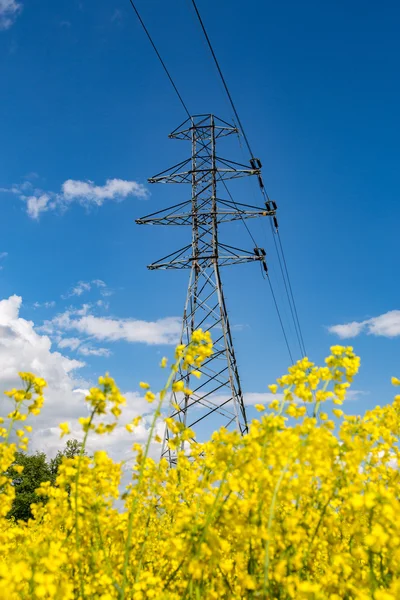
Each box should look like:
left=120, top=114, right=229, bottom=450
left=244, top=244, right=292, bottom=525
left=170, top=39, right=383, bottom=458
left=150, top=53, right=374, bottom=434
left=0, top=0, right=399, bottom=454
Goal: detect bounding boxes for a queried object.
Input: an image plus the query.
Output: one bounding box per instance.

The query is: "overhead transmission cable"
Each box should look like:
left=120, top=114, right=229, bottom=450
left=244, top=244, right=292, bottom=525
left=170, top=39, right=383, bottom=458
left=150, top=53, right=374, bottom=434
left=276, top=228, right=307, bottom=356
left=267, top=276, right=294, bottom=365
left=189, top=0, right=255, bottom=160
left=269, top=220, right=306, bottom=357
left=126, top=0, right=297, bottom=363
left=220, top=179, right=257, bottom=247
left=127, top=0, right=191, bottom=119
left=190, top=0, right=307, bottom=358
left=221, top=177, right=298, bottom=362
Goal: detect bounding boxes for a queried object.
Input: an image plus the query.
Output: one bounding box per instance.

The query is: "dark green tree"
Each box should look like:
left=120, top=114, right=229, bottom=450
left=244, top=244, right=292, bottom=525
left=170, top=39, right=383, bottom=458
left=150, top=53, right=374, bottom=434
left=49, top=438, right=84, bottom=480
left=6, top=451, right=52, bottom=522
left=6, top=439, right=84, bottom=522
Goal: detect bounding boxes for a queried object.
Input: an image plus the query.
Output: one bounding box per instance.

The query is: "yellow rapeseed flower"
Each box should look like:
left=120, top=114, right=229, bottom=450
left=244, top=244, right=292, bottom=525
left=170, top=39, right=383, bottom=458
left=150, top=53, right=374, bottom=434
left=59, top=422, right=71, bottom=438
left=4, top=341, right=400, bottom=600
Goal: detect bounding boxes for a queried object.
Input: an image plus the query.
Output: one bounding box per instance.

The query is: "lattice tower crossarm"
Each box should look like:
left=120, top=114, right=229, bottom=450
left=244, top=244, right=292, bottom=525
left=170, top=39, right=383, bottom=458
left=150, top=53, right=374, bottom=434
left=136, top=114, right=274, bottom=466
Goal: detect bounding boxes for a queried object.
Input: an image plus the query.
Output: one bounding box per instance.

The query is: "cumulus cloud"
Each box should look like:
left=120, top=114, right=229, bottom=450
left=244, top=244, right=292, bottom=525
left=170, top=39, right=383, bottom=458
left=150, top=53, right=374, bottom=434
left=0, top=0, right=21, bottom=30
left=329, top=310, right=400, bottom=339
left=0, top=294, right=160, bottom=461
left=43, top=307, right=181, bottom=346
left=366, top=311, right=400, bottom=338
left=0, top=294, right=86, bottom=451
left=42, top=290, right=178, bottom=357
left=0, top=295, right=83, bottom=389
left=73, top=315, right=181, bottom=345
left=62, top=179, right=147, bottom=203
left=0, top=177, right=148, bottom=219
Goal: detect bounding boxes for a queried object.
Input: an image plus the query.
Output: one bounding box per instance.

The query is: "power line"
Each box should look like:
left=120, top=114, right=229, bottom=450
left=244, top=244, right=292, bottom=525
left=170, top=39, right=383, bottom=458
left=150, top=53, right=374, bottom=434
left=127, top=0, right=191, bottom=119
left=190, top=0, right=307, bottom=358
left=127, top=0, right=300, bottom=363
left=220, top=179, right=258, bottom=247
left=219, top=169, right=297, bottom=364
left=126, top=0, right=261, bottom=263
left=267, top=276, right=294, bottom=365
left=190, top=0, right=255, bottom=159
left=277, top=230, right=307, bottom=357
left=269, top=219, right=306, bottom=358
left=221, top=177, right=296, bottom=364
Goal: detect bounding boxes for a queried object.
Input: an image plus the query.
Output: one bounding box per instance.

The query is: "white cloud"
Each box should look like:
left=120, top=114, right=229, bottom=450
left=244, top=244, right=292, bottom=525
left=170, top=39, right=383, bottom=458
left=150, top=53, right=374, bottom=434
left=0, top=0, right=21, bottom=30
left=40, top=298, right=181, bottom=346
left=78, top=345, right=111, bottom=357
left=26, top=193, right=51, bottom=219
left=33, top=301, right=56, bottom=310
left=3, top=295, right=311, bottom=463
left=42, top=306, right=181, bottom=346
left=40, top=305, right=91, bottom=335
left=62, top=279, right=110, bottom=299
left=70, top=314, right=181, bottom=345
left=346, top=390, right=368, bottom=402
left=0, top=295, right=84, bottom=388
left=0, top=294, right=162, bottom=461
left=366, top=311, right=400, bottom=338
left=58, top=337, right=82, bottom=351
left=244, top=392, right=283, bottom=406
left=73, top=388, right=89, bottom=396
left=70, top=281, right=91, bottom=296
left=62, top=178, right=147, bottom=203
left=0, top=177, right=148, bottom=220
left=329, top=310, right=400, bottom=339
left=0, top=295, right=86, bottom=444
left=328, top=321, right=366, bottom=339
left=96, top=299, right=110, bottom=310
left=92, top=279, right=106, bottom=288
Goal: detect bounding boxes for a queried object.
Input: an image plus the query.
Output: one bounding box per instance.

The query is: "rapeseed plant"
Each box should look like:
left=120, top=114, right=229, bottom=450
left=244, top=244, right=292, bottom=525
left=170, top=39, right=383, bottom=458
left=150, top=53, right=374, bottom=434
left=0, top=331, right=399, bottom=599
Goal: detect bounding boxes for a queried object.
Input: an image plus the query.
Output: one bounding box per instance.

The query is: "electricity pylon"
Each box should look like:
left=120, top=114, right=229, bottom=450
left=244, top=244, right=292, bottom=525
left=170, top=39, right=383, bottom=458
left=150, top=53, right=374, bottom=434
left=136, top=114, right=275, bottom=465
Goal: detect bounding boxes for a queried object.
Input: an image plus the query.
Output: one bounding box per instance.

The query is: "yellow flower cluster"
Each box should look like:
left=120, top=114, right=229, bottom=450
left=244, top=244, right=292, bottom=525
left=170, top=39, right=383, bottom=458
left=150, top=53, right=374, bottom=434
left=1, top=339, right=400, bottom=599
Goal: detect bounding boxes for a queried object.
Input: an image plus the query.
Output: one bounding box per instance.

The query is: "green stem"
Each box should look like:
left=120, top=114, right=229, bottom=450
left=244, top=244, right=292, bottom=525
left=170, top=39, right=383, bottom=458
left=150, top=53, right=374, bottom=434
left=263, top=457, right=292, bottom=594
left=277, top=385, right=292, bottom=416
left=119, top=356, right=183, bottom=599
left=313, top=380, right=330, bottom=419
left=73, top=409, right=95, bottom=600
left=94, top=511, right=121, bottom=594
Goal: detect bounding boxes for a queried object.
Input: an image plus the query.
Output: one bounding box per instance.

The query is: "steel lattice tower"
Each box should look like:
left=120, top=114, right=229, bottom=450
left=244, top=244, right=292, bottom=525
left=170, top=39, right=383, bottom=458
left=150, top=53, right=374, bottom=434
left=137, top=114, right=274, bottom=465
